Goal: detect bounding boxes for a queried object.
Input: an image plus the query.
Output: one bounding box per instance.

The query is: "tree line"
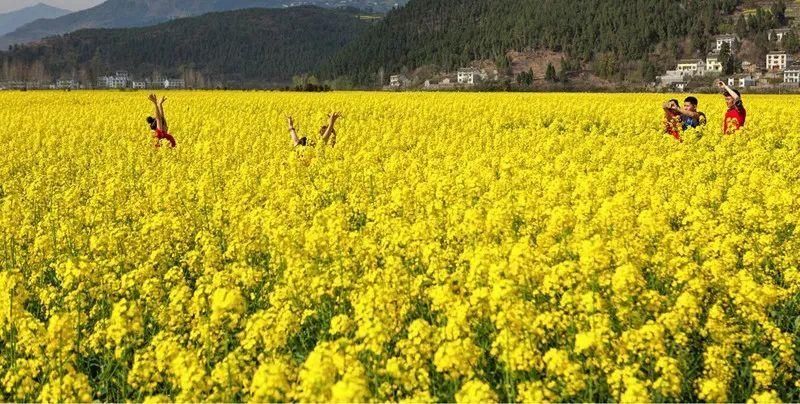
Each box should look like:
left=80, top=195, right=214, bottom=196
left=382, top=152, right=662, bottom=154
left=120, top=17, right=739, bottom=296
left=0, top=6, right=371, bottom=87
left=320, top=0, right=745, bottom=85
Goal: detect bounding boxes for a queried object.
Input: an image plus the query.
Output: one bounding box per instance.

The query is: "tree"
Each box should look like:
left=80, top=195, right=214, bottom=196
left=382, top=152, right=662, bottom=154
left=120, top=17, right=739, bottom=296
left=641, top=58, right=657, bottom=83
left=718, top=42, right=731, bottom=70
left=558, top=58, right=569, bottom=83
left=516, top=68, right=533, bottom=86
left=772, top=0, right=788, bottom=26
left=784, top=31, right=800, bottom=53
left=545, top=62, right=558, bottom=82
left=735, top=15, right=747, bottom=37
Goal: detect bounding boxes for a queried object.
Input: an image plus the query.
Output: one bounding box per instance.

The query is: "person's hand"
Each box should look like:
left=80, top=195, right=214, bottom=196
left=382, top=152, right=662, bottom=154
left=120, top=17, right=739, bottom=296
left=715, top=79, right=725, bottom=88
left=148, top=94, right=158, bottom=103
left=287, top=116, right=295, bottom=128
left=159, top=96, right=167, bottom=105
left=328, top=111, right=342, bottom=123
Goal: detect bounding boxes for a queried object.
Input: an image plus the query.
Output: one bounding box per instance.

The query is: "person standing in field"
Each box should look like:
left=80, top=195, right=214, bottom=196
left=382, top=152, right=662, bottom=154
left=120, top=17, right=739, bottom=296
left=716, top=79, right=746, bottom=134
left=287, top=112, right=342, bottom=148
left=673, top=96, right=703, bottom=130
left=147, top=94, right=177, bottom=148
left=662, top=99, right=683, bottom=141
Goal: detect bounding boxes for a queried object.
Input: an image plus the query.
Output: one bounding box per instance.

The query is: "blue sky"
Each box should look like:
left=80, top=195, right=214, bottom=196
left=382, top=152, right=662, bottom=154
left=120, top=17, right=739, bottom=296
left=0, top=0, right=104, bottom=13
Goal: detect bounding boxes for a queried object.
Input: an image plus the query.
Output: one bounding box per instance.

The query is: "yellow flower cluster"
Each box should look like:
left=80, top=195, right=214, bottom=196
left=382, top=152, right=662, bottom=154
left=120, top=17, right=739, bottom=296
left=0, top=91, right=799, bottom=401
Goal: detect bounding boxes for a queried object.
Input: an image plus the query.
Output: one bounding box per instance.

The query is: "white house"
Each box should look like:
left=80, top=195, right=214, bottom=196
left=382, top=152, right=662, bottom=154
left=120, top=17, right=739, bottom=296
left=56, top=80, right=78, bottom=89
left=676, top=59, right=706, bottom=76
left=457, top=68, right=481, bottom=85
left=98, top=75, right=127, bottom=88
left=132, top=81, right=149, bottom=89
left=769, top=28, right=792, bottom=42
left=715, top=34, right=737, bottom=52
left=658, top=70, right=689, bottom=86
left=163, top=78, right=185, bottom=89
left=728, top=75, right=756, bottom=88
left=785, top=68, right=800, bottom=84
left=673, top=82, right=688, bottom=91
left=706, top=53, right=723, bottom=73
left=389, top=74, right=410, bottom=87
left=739, top=76, right=756, bottom=87
left=766, top=52, right=792, bottom=71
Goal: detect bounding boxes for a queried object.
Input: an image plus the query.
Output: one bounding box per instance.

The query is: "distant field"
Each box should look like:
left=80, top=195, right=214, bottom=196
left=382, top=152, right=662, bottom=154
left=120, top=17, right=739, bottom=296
left=0, top=91, right=799, bottom=402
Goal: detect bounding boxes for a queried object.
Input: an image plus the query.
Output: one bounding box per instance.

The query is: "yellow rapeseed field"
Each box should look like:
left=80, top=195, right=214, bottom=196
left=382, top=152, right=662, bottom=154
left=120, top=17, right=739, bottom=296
left=0, top=91, right=799, bottom=402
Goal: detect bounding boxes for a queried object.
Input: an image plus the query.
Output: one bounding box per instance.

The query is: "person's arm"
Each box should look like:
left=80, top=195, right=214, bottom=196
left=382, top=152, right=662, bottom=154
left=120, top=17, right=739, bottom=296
left=321, top=112, right=341, bottom=146
left=158, top=96, right=168, bottom=132
left=717, top=80, right=740, bottom=101
left=288, top=116, right=302, bottom=146
left=662, top=102, right=677, bottom=123
left=673, top=107, right=700, bottom=120
left=148, top=94, right=164, bottom=131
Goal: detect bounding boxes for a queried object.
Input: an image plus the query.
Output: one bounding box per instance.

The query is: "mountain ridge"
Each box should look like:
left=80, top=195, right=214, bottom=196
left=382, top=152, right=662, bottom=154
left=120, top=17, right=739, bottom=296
left=0, top=0, right=403, bottom=49
left=0, top=3, right=71, bottom=37
left=0, top=6, right=373, bottom=86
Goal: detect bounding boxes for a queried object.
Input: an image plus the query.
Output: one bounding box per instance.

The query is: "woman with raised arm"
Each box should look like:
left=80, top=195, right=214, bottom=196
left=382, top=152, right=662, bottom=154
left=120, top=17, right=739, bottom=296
left=287, top=112, right=342, bottom=148
left=147, top=94, right=176, bottom=148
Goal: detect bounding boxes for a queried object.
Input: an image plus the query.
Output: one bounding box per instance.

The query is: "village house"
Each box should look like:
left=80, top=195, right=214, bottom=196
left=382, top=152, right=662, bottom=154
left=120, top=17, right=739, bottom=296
left=132, top=80, right=149, bottom=89
left=769, top=28, right=792, bottom=42
left=163, top=78, right=185, bottom=89
left=784, top=67, right=800, bottom=84
left=56, top=80, right=78, bottom=90
left=706, top=53, right=723, bottom=74
left=389, top=74, right=410, bottom=87
left=741, top=61, right=760, bottom=74
left=766, top=52, right=792, bottom=71
left=715, top=34, right=737, bottom=52
left=657, top=69, right=690, bottom=86
left=673, top=82, right=688, bottom=91
left=98, top=71, right=130, bottom=88
left=457, top=68, right=482, bottom=85
left=676, top=59, right=706, bottom=76
left=728, top=75, right=756, bottom=88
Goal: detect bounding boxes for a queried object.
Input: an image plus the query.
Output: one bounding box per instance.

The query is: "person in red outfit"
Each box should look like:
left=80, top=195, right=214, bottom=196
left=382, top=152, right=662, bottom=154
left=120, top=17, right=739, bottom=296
left=662, top=99, right=683, bottom=142
left=716, top=80, right=746, bottom=134
left=147, top=93, right=176, bottom=148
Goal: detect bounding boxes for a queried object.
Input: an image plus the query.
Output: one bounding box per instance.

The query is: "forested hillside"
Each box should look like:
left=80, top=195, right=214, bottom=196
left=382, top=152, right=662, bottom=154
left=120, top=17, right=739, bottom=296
left=322, top=0, right=742, bottom=85
left=0, top=0, right=403, bottom=49
left=0, top=6, right=371, bottom=86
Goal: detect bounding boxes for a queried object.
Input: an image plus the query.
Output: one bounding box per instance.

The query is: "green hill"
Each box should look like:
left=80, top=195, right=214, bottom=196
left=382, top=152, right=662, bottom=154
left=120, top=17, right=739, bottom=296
left=322, top=0, right=742, bottom=85
left=0, top=6, right=372, bottom=86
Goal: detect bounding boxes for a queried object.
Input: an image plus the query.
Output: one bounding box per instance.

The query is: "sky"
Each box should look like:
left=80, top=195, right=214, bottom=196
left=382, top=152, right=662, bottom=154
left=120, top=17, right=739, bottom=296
left=0, top=0, right=104, bottom=13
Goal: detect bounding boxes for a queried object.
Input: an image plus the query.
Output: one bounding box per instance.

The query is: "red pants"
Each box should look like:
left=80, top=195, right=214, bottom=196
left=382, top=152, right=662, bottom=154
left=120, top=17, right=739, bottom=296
left=156, top=132, right=177, bottom=147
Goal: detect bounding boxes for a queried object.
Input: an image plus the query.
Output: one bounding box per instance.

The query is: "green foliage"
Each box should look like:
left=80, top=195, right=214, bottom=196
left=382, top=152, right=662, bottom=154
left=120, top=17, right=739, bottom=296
left=516, top=69, right=533, bottom=86
left=0, top=6, right=370, bottom=86
left=545, top=63, right=557, bottom=82
left=784, top=31, right=800, bottom=54
left=323, top=0, right=741, bottom=84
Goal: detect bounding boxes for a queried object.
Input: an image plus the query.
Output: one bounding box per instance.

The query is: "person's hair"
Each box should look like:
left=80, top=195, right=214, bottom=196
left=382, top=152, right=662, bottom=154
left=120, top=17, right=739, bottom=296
left=668, top=99, right=680, bottom=108
left=723, top=88, right=741, bottom=98
left=684, top=96, right=698, bottom=106
left=147, top=116, right=157, bottom=130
